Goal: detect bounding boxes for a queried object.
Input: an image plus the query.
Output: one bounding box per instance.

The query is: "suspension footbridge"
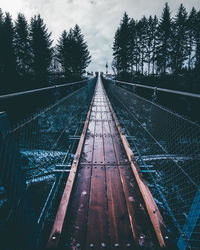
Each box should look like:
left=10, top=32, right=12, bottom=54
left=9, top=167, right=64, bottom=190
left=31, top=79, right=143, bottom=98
left=0, top=73, right=199, bottom=250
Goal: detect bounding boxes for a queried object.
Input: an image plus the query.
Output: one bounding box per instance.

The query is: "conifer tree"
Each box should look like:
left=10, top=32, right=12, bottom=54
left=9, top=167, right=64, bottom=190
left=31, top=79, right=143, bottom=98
left=187, top=8, right=197, bottom=70
left=129, top=18, right=137, bottom=76
left=0, top=9, right=4, bottom=76
left=194, top=11, right=200, bottom=71
left=112, top=12, right=131, bottom=78
left=30, top=15, right=53, bottom=86
left=72, top=24, right=91, bottom=75
left=156, top=3, right=172, bottom=74
left=171, top=4, right=188, bottom=73
left=136, top=16, right=148, bottom=74
left=57, top=29, right=73, bottom=77
left=151, top=15, right=159, bottom=74
left=57, top=25, right=90, bottom=78
left=112, top=27, right=121, bottom=75
left=14, top=13, right=31, bottom=76
left=146, top=15, right=155, bottom=75
left=3, top=12, right=16, bottom=76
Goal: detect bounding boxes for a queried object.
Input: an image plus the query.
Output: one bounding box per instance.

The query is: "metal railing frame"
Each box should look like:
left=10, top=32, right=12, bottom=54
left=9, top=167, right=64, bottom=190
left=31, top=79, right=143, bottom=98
left=0, top=79, right=87, bottom=100
left=114, top=79, right=200, bottom=99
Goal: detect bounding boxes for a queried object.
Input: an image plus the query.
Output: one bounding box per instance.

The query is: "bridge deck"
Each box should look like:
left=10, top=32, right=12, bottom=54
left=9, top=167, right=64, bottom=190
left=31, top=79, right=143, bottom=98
left=47, top=75, right=168, bottom=249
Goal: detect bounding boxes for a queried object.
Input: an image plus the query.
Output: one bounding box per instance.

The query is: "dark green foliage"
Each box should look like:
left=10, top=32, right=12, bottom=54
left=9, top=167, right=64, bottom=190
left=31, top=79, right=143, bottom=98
left=0, top=9, right=91, bottom=93
left=187, top=8, right=197, bottom=71
left=0, top=9, right=4, bottom=75
left=0, top=11, right=18, bottom=92
left=56, top=25, right=91, bottom=79
left=56, top=30, right=73, bottom=77
left=171, top=4, right=188, bottom=73
left=30, top=15, right=53, bottom=86
left=113, top=12, right=131, bottom=79
left=14, top=13, right=31, bottom=76
left=156, top=3, right=172, bottom=74
left=73, top=25, right=91, bottom=75
left=129, top=18, right=136, bottom=75
left=2, top=12, right=16, bottom=76
left=137, top=16, right=148, bottom=75
left=112, top=2, right=200, bottom=81
left=194, top=11, right=200, bottom=71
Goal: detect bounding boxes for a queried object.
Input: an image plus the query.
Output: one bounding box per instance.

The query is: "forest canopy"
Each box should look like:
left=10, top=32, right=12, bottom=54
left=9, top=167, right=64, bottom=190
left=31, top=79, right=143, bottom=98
left=0, top=9, right=91, bottom=94
left=112, top=3, right=200, bottom=92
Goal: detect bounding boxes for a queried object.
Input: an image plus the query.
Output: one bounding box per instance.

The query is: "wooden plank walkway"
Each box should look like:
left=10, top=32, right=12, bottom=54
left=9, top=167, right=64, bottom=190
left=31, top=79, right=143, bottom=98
left=47, top=75, right=168, bottom=249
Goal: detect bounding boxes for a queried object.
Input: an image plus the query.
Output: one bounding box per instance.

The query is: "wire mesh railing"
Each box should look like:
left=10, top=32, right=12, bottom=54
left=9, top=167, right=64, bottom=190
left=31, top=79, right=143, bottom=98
left=103, top=78, right=200, bottom=250
left=0, top=77, right=96, bottom=249
left=8, top=83, right=93, bottom=183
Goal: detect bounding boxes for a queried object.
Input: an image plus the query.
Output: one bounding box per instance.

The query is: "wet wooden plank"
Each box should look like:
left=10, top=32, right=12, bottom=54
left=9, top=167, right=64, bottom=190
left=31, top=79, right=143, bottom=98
left=81, top=120, right=95, bottom=163
left=96, top=111, right=102, bottom=120
left=64, top=166, right=92, bottom=249
left=103, top=121, right=117, bottom=164
left=118, top=165, right=159, bottom=249
left=106, top=166, right=134, bottom=249
left=93, top=121, right=104, bottom=164
left=85, top=166, right=109, bottom=249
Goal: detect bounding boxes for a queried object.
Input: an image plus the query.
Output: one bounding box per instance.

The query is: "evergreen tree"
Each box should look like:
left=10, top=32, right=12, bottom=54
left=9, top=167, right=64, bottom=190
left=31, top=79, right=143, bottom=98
left=136, top=16, right=148, bottom=74
left=30, top=15, right=53, bottom=86
left=57, top=25, right=90, bottom=79
left=134, top=21, right=141, bottom=73
left=171, top=4, right=188, bottom=73
left=151, top=15, right=159, bottom=74
left=3, top=12, right=16, bottom=76
left=194, top=11, right=200, bottom=71
left=72, top=25, right=91, bottom=76
left=112, top=27, right=121, bottom=75
left=57, top=29, right=73, bottom=77
left=0, top=9, right=4, bottom=76
left=187, top=7, right=197, bottom=70
left=112, top=12, right=131, bottom=78
left=14, top=13, right=31, bottom=77
left=146, top=15, right=157, bottom=75
left=156, top=3, right=172, bottom=74
left=129, top=18, right=137, bottom=76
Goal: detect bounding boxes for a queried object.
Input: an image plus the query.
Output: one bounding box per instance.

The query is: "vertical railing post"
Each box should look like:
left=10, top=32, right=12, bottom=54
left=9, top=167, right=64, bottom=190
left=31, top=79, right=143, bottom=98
left=178, top=188, right=200, bottom=250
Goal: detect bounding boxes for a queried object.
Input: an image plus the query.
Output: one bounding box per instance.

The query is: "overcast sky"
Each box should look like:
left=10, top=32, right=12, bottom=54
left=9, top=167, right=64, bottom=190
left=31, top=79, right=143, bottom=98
left=0, top=0, right=200, bottom=73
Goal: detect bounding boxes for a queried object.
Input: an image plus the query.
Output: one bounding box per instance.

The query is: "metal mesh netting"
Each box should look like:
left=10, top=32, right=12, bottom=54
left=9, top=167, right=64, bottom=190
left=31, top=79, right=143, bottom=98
left=7, top=81, right=95, bottom=184
left=0, top=79, right=96, bottom=249
left=104, top=79, right=200, bottom=249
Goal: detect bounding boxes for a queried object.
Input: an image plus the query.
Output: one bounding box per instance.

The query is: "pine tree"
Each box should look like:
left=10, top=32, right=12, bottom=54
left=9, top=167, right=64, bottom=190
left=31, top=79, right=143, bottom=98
left=14, top=13, right=31, bottom=77
left=136, top=16, right=148, bottom=74
left=187, top=8, right=197, bottom=70
left=146, top=16, right=155, bottom=75
left=112, top=12, right=131, bottom=78
left=72, top=25, right=91, bottom=76
left=156, top=3, right=172, bottom=74
left=30, top=15, right=53, bottom=86
left=134, top=21, right=140, bottom=73
left=171, top=4, right=188, bottom=73
left=112, top=27, right=121, bottom=75
left=194, top=11, right=200, bottom=71
left=3, top=12, right=16, bottom=76
left=0, top=9, right=4, bottom=76
left=57, top=29, right=73, bottom=77
left=151, top=15, right=159, bottom=74
left=129, top=18, right=137, bottom=76
left=57, top=25, right=91, bottom=79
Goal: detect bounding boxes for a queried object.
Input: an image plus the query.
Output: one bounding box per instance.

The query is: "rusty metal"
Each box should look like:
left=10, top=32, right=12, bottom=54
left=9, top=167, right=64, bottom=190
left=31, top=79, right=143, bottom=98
left=47, top=74, right=169, bottom=249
